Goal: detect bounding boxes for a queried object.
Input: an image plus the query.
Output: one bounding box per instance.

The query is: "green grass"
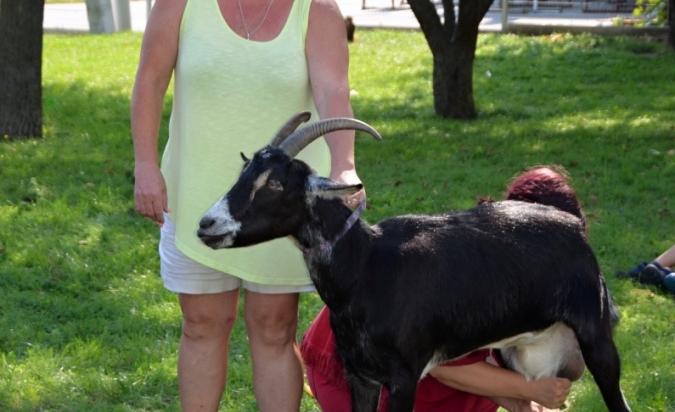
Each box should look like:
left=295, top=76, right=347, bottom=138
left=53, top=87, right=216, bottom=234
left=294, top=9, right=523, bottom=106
left=1, top=30, right=674, bottom=411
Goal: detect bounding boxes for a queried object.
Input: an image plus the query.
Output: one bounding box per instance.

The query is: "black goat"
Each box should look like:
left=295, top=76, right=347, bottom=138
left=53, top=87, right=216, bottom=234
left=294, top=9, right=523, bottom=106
left=197, top=112, right=631, bottom=412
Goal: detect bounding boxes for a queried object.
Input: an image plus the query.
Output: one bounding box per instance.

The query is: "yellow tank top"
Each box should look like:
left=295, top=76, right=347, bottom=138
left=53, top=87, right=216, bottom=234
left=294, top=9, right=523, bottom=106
left=161, top=0, right=329, bottom=285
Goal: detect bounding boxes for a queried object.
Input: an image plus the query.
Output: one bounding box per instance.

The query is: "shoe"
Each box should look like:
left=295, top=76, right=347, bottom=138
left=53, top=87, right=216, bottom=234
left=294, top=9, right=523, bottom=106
left=638, top=264, right=667, bottom=287
left=664, top=273, right=675, bottom=294
left=616, top=261, right=647, bottom=280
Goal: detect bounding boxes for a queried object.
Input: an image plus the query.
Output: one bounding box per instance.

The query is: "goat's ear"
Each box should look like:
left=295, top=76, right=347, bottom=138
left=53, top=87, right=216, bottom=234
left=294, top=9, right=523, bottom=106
left=307, top=175, right=363, bottom=199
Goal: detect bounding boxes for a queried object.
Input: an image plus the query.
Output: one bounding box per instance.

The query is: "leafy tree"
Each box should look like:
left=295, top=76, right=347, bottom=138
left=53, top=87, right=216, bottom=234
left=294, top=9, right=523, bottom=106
left=0, top=0, right=45, bottom=138
left=634, top=0, right=668, bottom=24
left=634, top=0, right=674, bottom=48
left=406, top=0, right=493, bottom=119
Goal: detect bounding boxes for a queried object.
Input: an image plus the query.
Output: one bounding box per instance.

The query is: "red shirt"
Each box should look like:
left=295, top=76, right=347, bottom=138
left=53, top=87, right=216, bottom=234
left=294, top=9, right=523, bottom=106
left=301, top=307, right=500, bottom=412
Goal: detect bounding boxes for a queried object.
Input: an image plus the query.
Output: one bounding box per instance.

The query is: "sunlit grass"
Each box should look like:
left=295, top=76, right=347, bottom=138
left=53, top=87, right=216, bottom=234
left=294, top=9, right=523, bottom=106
left=1, top=30, right=674, bottom=410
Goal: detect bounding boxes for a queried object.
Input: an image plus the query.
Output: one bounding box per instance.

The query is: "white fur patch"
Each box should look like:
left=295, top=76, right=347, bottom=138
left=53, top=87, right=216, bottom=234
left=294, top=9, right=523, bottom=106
left=484, top=322, right=583, bottom=381
left=252, top=170, right=272, bottom=194
left=421, top=351, right=446, bottom=378
left=201, top=197, right=242, bottom=247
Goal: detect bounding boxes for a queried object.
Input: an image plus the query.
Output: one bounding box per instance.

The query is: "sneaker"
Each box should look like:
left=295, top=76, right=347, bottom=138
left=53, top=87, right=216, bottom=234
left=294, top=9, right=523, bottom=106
left=615, top=261, right=647, bottom=280
left=638, top=264, right=667, bottom=287
left=664, top=273, right=675, bottom=294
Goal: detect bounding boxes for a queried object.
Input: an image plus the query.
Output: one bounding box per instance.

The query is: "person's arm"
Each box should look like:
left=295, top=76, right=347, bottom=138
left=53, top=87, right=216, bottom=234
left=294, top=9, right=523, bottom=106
left=305, top=0, right=364, bottom=205
left=429, top=361, right=571, bottom=412
left=131, top=0, right=186, bottom=226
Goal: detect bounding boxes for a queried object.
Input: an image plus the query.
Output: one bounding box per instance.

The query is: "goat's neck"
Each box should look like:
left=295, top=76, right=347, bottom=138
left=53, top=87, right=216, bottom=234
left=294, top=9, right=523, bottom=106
left=300, top=201, right=365, bottom=254
left=295, top=198, right=372, bottom=306
left=294, top=198, right=360, bottom=248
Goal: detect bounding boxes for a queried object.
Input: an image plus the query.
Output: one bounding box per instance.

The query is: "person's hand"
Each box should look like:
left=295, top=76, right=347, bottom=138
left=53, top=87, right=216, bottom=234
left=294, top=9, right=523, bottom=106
left=495, top=377, right=571, bottom=412
left=330, top=168, right=365, bottom=209
left=134, top=162, right=169, bottom=226
left=525, top=377, right=571, bottom=409
left=528, top=400, right=562, bottom=412
left=496, top=397, right=562, bottom=412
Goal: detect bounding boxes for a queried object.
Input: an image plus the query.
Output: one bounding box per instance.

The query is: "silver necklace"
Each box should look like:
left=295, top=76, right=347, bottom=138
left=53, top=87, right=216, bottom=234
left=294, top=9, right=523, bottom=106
left=236, top=0, right=275, bottom=40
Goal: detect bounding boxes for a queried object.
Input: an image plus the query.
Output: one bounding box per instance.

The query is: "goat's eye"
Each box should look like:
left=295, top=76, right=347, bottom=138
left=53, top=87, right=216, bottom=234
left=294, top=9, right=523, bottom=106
left=267, top=179, right=283, bottom=191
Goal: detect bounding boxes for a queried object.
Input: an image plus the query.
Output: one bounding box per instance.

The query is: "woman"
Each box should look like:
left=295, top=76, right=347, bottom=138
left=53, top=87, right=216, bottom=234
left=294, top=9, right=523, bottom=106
left=617, top=244, right=675, bottom=293
left=301, top=166, right=583, bottom=412
left=131, top=0, right=361, bottom=410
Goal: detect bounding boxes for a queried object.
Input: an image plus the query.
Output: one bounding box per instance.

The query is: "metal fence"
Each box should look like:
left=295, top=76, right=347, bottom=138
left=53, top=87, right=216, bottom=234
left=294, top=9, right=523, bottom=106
left=493, top=0, right=637, bottom=13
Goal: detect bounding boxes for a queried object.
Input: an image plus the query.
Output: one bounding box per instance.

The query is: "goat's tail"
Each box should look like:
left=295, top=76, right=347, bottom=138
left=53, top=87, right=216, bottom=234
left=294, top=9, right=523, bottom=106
left=603, top=276, right=621, bottom=328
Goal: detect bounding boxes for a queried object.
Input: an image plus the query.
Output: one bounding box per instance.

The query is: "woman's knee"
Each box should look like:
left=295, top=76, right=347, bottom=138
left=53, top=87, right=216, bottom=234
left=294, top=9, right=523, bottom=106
left=244, top=292, right=299, bottom=346
left=179, top=291, right=239, bottom=340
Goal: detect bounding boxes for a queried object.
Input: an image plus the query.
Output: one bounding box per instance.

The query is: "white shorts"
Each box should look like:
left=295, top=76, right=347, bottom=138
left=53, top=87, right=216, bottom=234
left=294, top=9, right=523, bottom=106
left=159, top=216, right=315, bottom=295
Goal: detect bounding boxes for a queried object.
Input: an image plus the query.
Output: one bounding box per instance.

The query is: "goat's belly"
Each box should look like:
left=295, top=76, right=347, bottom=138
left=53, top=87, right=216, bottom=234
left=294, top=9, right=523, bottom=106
left=423, top=323, right=584, bottom=381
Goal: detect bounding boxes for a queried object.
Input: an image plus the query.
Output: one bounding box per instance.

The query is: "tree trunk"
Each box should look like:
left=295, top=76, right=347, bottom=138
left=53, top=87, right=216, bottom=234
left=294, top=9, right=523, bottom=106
left=0, top=0, right=45, bottom=138
left=407, top=0, right=493, bottom=119
left=669, top=0, right=674, bottom=49
left=431, top=39, right=477, bottom=119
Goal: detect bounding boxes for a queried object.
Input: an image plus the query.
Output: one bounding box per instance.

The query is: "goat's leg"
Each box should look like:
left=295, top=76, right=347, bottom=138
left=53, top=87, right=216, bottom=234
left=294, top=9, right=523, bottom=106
left=576, top=328, right=631, bottom=412
left=350, top=375, right=381, bottom=412
left=386, top=383, right=417, bottom=412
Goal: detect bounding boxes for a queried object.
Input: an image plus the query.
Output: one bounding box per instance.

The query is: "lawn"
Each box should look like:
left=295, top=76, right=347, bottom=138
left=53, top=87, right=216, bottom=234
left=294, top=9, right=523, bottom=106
left=1, top=30, right=674, bottom=411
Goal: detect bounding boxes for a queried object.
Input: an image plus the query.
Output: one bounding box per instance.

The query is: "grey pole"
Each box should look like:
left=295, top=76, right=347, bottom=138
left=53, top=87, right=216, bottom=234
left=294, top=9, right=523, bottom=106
left=111, top=0, right=132, bottom=31
left=85, top=0, right=115, bottom=33
left=501, top=0, right=508, bottom=33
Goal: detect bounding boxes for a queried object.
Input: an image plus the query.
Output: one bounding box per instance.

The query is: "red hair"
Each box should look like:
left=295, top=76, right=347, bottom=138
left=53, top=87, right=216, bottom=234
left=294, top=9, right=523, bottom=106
left=505, top=166, right=585, bottom=230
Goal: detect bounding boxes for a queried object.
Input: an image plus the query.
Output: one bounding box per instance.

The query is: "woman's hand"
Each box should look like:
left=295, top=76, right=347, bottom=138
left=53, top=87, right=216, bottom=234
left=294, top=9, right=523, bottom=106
left=134, top=162, right=169, bottom=226
left=330, top=168, right=365, bottom=209
left=496, top=376, right=570, bottom=411
left=495, top=397, right=565, bottom=412
left=525, top=376, right=571, bottom=409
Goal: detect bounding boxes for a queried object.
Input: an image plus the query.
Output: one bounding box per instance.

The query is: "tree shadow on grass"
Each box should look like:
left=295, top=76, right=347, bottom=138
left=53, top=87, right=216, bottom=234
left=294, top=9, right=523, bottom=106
left=0, top=81, right=184, bottom=411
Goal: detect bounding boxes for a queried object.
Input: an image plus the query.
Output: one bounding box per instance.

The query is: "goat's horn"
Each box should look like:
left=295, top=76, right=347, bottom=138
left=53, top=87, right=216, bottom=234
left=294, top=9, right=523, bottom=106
left=279, top=118, right=382, bottom=158
left=268, top=111, right=312, bottom=148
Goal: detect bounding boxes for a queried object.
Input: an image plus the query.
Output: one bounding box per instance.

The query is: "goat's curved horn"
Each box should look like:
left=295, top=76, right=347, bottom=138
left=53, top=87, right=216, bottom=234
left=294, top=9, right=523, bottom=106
left=279, top=118, right=382, bottom=158
left=269, top=111, right=312, bottom=148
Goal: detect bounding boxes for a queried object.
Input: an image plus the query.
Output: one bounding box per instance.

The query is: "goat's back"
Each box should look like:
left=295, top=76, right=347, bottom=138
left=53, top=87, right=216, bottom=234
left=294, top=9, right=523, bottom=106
left=350, top=200, right=602, bottom=364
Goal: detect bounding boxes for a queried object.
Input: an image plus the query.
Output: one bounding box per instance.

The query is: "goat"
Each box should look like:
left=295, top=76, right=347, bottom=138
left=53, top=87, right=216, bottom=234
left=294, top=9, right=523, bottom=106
left=197, top=112, right=631, bottom=412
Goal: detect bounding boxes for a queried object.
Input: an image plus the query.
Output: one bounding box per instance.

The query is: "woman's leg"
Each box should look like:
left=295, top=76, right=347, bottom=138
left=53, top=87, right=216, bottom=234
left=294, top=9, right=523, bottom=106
left=244, top=290, right=304, bottom=412
left=178, top=290, right=240, bottom=412
left=655, top=244, right=675, bottom=268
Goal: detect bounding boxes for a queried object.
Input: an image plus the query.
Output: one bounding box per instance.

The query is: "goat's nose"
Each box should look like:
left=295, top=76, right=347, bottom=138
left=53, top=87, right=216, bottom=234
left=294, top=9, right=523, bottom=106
left=199, top=217, right=215, bottom=230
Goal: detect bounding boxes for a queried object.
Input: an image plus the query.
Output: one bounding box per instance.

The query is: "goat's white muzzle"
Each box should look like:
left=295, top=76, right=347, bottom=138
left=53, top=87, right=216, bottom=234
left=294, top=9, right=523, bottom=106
left=197, top=198, right=241, bottom=249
